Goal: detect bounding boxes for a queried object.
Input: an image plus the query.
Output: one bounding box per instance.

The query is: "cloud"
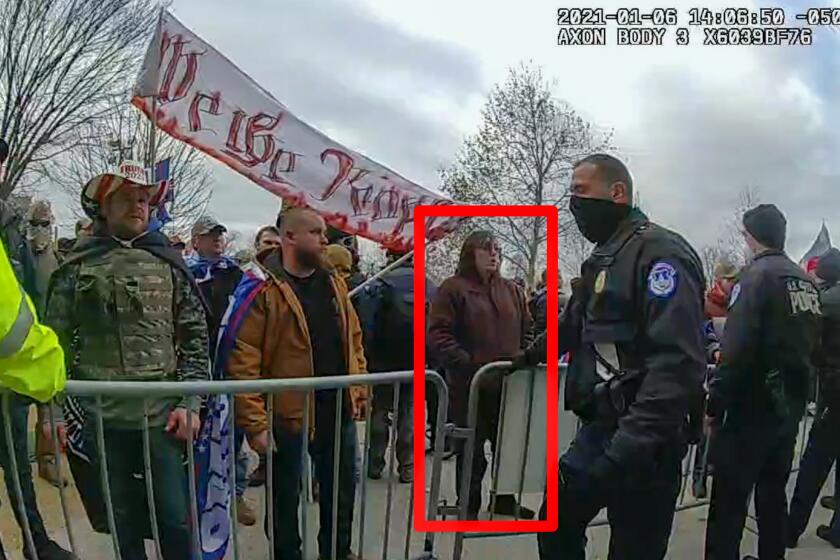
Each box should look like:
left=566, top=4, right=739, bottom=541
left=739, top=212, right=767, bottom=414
left=138, top=0, right=836, bottom=259
left=171, top=0, right=485, bottom=196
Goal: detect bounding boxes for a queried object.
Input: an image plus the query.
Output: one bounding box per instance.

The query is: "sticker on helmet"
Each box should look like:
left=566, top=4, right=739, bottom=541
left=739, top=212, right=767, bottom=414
left=648, top=262, right=678, bottom=298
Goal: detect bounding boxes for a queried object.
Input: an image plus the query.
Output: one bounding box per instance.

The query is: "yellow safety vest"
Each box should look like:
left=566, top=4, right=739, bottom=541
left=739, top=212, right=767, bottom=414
left=0, top=238, right=65, bottom=402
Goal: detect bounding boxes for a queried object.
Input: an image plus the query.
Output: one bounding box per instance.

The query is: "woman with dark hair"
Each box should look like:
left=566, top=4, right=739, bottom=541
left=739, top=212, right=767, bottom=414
left=428, top=230, right=534, bottom=519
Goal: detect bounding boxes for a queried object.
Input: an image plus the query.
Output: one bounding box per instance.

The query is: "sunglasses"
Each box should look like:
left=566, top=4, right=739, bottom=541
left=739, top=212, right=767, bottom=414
left=29, top=220, right=50, bottom=227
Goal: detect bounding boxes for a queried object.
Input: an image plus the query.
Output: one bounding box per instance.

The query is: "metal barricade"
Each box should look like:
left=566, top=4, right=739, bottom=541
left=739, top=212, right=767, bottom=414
left=0, top=370, right=450, bottom=560
left=449, top=362, right=817, bottom=560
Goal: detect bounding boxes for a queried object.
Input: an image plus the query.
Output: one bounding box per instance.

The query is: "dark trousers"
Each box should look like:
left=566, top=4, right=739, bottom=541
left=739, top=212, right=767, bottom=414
left=788, top=402, right=840, bottom=539
left=538, top=422, right=683, bottom=560
left=0, top=394, right=50, bottom=547
left=88, top=426, right=191, bottom=560
left=454, top=386, right=502, bottom=516
left=368, top=383, right=413, bottom=473
left=270, top=415, right=356, bottom=560
left=704, top=418, right=799, bottom=560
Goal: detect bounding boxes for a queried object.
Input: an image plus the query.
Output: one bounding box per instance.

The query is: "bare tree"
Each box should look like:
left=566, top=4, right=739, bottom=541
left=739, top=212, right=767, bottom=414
left=559, top=226, right=592, bottom=280
left=51, top=100, right=213, bottom=236
left=698, top=185, right=762, bottom=277
left=0, top=0, right=159, bottom=199
left=440, top=63, right=612, bottom=287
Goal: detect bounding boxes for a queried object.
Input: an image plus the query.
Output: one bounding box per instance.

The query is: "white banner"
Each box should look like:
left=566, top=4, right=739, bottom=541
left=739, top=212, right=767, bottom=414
left=132, top=11, right=460, bottom=250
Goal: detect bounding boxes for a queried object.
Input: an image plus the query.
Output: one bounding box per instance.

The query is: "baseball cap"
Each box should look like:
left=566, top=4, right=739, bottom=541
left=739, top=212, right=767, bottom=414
left=81, top=160, right=165, bottom=219
left=191, top=216, right=227, bottom=237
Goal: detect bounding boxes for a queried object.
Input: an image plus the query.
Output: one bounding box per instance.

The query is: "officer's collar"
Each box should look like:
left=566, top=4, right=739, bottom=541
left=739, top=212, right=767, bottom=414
left=752, top=248, right=786, bottom=262
left=591, top=207, right=649, bottom=259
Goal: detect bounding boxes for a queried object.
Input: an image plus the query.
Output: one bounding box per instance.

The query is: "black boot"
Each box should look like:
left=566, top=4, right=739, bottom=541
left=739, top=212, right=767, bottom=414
left=23, top=539, right=77, bottom=560
left=493, top=494, right=536, bottom=519
left=821, top=495, right=837, bottom=511
left=817, top=525, right=840, bottom=548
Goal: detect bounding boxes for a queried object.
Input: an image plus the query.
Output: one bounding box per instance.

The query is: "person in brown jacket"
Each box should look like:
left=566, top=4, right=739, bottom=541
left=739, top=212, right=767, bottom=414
left=227, top=207, right=368, bottom=560
left=428, top=230, right=535, bottom=520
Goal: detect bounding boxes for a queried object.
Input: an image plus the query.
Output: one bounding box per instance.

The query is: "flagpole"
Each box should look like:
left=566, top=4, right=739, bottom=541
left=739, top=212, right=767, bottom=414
left=144, top=7, right=164, bottom=169
left=146, top=94, right=158, bottom=168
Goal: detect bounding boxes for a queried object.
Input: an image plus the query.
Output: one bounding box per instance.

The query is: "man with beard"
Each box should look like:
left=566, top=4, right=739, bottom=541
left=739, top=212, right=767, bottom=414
left=25, top=200, right=65, bottom=487
left=228, top=207, right=368, bottom=560
left=517, top=153, right=706, bottom=559
left=43, top=161, right=209, bottom=560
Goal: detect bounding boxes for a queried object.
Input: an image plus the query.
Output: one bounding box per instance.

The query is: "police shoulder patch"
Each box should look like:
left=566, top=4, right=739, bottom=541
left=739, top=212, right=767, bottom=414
left=728, top=283, right=741, bottom=308
left=648, top=261, right=678, bottom=298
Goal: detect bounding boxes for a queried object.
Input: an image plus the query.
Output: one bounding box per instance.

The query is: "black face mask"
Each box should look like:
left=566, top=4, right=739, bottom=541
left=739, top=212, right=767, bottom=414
left=569, top=195, right=631, bottom=245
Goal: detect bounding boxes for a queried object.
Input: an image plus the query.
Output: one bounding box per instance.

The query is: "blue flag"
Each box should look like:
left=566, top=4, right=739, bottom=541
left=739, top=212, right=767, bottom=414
left=147, top=158, right=174, bottom=232
left=193, top=263, right=266, bottom=560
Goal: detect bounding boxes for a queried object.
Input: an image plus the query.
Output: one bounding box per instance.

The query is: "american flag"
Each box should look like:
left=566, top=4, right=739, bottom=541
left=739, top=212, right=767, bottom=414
left=148, top=157, right=174, bottom=231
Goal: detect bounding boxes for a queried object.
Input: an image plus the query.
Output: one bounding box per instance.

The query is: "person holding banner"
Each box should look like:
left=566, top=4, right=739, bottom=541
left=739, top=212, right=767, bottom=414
left=517, top=154, right=706, bottom=560
left=228, top=207, right=368, bottom=560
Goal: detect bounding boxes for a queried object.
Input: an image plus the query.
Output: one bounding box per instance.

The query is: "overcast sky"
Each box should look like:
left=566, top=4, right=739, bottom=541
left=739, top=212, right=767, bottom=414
left=71, top=0, right=839, bottom=256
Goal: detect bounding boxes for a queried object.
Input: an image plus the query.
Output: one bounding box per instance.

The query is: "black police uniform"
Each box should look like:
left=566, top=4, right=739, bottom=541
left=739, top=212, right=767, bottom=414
left=787, top=268, right=840, bottom=545
left=705, top=250, right=821, bottom=560
left=525, top=207, right=706, bottom=560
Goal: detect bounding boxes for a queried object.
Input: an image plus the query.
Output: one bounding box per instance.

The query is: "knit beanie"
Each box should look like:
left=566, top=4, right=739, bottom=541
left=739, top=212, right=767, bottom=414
left=743, top=204, right=786, bottom=251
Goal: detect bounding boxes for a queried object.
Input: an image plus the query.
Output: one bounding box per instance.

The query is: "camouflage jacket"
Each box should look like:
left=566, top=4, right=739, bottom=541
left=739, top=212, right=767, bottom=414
left=45, top=231, right=210, bottom=428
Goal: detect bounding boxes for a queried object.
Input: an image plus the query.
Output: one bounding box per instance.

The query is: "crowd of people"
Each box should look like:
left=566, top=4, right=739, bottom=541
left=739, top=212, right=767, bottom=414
left=0, top=144, right=838, bottom=560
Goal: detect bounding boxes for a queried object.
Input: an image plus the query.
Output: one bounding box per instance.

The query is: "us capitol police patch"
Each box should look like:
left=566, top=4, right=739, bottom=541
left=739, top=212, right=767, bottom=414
left=648, top=262, right=678, bottom=298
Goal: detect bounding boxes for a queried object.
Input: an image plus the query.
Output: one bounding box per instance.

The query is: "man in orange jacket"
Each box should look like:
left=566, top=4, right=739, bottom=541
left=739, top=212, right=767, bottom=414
left=228, top=207, right=367, bottom=560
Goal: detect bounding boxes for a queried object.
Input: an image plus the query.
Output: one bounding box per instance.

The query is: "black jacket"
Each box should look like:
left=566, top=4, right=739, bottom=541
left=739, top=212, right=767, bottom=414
left=195, top=264, right=243, bottom=351
left=708, top=250, right=821, bottom=424
left=815, top=282, right=840, bottom=400
left=527, top=208, right=706, bottom=469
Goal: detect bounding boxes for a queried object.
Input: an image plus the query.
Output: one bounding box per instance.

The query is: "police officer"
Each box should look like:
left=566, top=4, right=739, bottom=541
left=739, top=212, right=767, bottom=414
left=704, top=204, right=821, bottom=560
left=517, top=153, right=706, bottom=560
left=786, top=247, right=840, bottom=548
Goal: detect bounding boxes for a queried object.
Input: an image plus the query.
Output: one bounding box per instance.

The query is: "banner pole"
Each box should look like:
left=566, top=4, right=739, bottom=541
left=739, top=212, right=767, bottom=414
left=146, top=94, right=158, bottom=168
left=348, top=250, right=414, bottom=298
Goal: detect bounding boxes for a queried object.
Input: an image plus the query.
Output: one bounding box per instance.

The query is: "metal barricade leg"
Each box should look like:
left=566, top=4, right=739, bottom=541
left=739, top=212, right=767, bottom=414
left=405, top=461, right=415, bottom=560
left=331, top=390, right=342, bottom=560
left=94, top=394, right=122, bottom=559
left=381, top=382, right=401, bottom=560
left=1, top=394, right=37, bottom=560
left=515, top=369, right=537, bottom=520
left=488, top=378, right=509, bottom=522
left=423, top=372, right=449, bottom=554
left=186, top=398, right=201, bottom=560
left=47, top=403, right=78, bottom=556
left=358, top=384, right=373, bottom=559
left=141, top=400, right=164, bottom=560
left=228, top=395, right=240, bottom=560
left=301, top=394, right=311, bottom=560
left=267, top=395, right=276, bottom=560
